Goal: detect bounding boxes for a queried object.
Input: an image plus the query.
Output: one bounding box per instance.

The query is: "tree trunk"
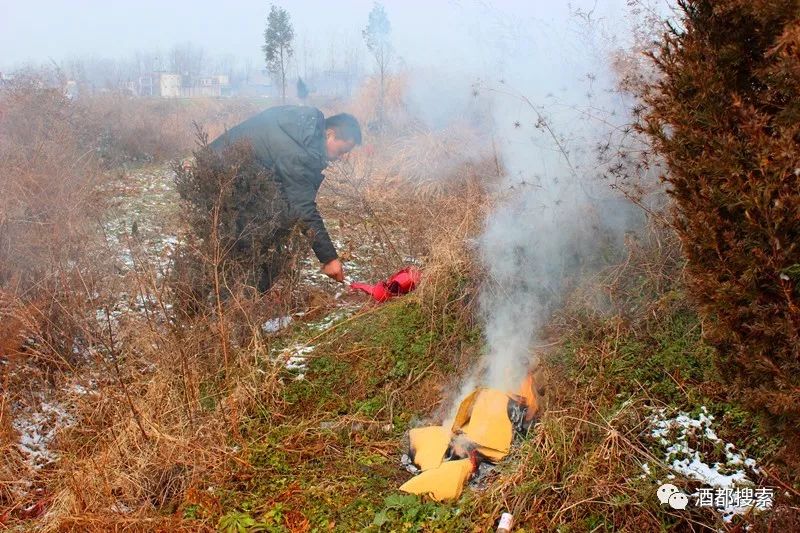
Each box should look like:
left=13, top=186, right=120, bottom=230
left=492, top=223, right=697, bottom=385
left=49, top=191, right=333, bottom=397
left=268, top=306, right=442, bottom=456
left=378, top=55, right=385, bottom=133
left=280, top=47, right=286, bottom=104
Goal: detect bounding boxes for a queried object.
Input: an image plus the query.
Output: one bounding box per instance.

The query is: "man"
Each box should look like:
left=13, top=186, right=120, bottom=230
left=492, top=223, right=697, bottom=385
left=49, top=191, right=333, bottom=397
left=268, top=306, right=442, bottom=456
left=208, top=105, right=361, bottom=292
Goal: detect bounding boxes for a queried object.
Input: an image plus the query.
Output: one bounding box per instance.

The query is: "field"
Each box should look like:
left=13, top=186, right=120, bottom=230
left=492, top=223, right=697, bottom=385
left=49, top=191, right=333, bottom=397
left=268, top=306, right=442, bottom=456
left=3, top=6, right=800, bottom=528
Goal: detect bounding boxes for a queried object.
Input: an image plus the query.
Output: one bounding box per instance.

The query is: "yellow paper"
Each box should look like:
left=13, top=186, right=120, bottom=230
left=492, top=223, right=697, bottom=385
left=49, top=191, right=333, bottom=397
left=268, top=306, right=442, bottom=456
left=408, top=426, right=451, bottom=471
left=453, top=388, right=513, bottom=455
left=451, top=390, right=479, bottom=433
left=399, top=459, right=473, bottom=501
left=514, top=372, right=541, bottom=421
left=475, top=446, right=507, bottom=462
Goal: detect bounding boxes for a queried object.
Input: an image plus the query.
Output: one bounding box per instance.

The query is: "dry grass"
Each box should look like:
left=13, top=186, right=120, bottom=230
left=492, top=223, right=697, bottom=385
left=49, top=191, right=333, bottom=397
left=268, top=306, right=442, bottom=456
left=15, top=82, right=494, bottom=529
left=0, top=65, right=697, bottom=532
left=0, top=73, right=286, bottom=530
left=344, top=73, right=413, bottom=137
left=30, top=258, right=298, bottom=530
left=384, top=124, right=490, bottom=194
left=82, top=94, right=266, bottom=166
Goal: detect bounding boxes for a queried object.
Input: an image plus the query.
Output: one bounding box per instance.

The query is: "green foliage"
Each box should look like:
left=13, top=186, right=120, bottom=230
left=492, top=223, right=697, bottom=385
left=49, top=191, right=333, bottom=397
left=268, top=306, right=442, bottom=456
left=217, top=510, right=271, bottom=533
left=362, top=3, right=391, bottom=54
left=280, top=298, right=470, bottom=416
left=183, top=503, right=200, bottom=520
left=557, top=296, right=719, bottom=406
left=362, top=2, right=393, bottom=127
left=356, top=396, right=385, bottom=417
left=249, top=444, right=292, bottom=475
left=641, top=0, right=800, bottom=434
left=219, top=287, right=480, bottom=530
left=370, top=494, right=463, bottom=531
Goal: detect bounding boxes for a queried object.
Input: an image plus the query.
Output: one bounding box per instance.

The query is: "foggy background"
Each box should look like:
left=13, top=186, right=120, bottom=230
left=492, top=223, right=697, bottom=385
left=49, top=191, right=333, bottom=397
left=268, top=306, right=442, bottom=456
left=2, top=1, right=633, bottom=79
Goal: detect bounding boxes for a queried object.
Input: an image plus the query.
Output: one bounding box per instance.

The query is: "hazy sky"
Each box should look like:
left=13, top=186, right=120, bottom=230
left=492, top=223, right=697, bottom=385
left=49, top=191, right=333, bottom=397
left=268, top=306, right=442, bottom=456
left=1, top=1, right=630, bottom=72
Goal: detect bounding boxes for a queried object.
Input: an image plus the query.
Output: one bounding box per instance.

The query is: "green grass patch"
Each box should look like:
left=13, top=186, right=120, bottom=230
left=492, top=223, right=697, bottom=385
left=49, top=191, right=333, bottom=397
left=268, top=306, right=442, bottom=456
left=215, top=294, right=482, bottom=530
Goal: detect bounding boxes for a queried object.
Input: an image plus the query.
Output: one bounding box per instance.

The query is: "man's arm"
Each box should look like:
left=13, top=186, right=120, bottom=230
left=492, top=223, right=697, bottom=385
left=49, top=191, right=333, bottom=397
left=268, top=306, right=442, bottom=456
left=276, top=155, right=338, bottom=266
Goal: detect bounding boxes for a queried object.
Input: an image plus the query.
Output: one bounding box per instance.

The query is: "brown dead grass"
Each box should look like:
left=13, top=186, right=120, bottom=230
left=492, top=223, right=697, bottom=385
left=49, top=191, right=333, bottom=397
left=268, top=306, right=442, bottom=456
left=0, top=73, right=280, bottom=530
left=2, top=67, right=496, bottom=530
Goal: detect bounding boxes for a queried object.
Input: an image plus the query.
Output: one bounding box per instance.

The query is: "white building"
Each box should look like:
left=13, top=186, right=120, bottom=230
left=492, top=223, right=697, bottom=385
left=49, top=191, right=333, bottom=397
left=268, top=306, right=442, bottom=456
left=159, top=73, right=181, bottom=98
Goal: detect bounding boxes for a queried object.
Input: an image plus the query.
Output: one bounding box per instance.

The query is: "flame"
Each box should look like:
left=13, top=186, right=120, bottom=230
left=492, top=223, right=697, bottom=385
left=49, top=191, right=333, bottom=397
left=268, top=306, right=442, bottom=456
left=515, top=372, right=539, bottom=421
left=400, top=370, right=544, bottom=501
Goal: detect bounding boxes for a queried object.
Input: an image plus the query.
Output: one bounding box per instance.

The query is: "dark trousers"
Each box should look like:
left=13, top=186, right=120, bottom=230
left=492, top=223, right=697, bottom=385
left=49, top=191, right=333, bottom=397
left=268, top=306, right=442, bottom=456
left=231, top=175, right=295, bottom=295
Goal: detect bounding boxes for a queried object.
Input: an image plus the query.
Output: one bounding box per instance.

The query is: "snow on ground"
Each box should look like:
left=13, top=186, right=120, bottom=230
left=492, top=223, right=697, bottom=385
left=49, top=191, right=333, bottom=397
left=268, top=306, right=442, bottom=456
left=103, top=166, right=183, bottom=281
left=262, top=316, right=293, bottom=334
left=272, top=343, right=316, bottom=380
left=9, top=163, right=387, bottom=495
left=309, top=307, right=356, bottom=331
left=9, top=166, right=181, bottom=489
left=12, top=398, right=75, bottom=472
left=648, top=406, right=768, bottom=522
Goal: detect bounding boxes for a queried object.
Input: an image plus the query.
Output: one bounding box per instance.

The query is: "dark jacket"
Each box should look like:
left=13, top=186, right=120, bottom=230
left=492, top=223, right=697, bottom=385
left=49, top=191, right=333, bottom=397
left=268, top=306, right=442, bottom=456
left=208, top=105, right=337, bottom=264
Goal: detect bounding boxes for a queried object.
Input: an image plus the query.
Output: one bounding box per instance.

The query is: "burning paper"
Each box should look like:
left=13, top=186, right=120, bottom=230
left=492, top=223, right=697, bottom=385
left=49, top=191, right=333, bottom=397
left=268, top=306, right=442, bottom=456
left=399, top=373, right=542, bottom=501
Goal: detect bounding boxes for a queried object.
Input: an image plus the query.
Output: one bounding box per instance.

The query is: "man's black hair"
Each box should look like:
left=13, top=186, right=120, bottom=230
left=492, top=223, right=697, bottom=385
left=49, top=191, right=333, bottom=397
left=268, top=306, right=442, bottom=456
left=325, top=113, right=362, bottom=145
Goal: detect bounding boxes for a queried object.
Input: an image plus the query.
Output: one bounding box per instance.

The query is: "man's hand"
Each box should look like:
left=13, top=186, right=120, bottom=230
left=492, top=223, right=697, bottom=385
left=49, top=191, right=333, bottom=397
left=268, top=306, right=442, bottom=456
left=322, top=258, right=345, bottom=282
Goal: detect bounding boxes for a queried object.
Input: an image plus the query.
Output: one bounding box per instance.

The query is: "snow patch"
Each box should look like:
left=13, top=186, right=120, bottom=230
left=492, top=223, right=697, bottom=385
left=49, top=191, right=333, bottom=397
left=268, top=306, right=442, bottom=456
left=308, top=308, right=355, bottom=331
left=275, top=343, right=315, bottom=373
left=13, top=400, right=76, bottom=471
left=261, top=316, right=293, bottom=334
left=648, top=406, right=767, bottom=522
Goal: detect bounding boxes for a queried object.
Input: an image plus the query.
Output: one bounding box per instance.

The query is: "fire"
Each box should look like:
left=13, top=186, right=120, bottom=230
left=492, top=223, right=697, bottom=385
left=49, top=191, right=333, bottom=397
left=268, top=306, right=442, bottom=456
left=399, top=371, right=543, bottom=501
left=513, top=372, right=539, bottom=422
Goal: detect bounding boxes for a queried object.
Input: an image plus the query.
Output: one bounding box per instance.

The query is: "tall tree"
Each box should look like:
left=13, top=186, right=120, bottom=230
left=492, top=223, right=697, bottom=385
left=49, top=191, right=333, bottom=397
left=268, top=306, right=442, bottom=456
left=262, top=5, right=295, bottom=104
left=362, top=2, right=392, bottom=129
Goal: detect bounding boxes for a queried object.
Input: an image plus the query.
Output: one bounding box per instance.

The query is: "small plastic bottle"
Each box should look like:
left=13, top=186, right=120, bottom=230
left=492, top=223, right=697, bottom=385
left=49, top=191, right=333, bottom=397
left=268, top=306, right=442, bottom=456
left=496, top=512, right=514, bottom=533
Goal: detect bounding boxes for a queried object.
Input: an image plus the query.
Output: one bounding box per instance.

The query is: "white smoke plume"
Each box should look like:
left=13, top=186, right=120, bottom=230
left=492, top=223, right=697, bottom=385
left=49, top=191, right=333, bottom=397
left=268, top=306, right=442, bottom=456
left=463, top=3, right=643, bottom=392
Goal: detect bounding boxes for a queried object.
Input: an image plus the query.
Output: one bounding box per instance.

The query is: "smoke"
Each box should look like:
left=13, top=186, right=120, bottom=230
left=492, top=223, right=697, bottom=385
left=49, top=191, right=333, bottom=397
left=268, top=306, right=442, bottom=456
left=361, top=2, right=652, bottom=425
left=473, top=3, right=644, bottom=391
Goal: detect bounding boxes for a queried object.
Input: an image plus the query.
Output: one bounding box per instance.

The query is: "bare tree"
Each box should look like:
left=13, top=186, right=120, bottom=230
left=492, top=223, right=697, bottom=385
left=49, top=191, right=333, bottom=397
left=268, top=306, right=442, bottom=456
left=298, top=35, right=315, bottom=82
left=61, top=56, right=134, bottom=93
left=262, top=5, right=295, bottom=103
left=169, top=42, right=205, bottom=79
left=214, top=53, right=237, bottom=80
left=362, top=2, right=392, bottom=128
left=342, top=34, right=365, bottom=98
left=133, top=49, right=161, bottom=76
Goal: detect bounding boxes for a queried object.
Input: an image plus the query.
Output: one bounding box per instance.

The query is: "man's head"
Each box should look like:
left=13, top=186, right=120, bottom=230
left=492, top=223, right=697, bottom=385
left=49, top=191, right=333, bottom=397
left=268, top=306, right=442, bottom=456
left=324, top=113, right=362, bottom=161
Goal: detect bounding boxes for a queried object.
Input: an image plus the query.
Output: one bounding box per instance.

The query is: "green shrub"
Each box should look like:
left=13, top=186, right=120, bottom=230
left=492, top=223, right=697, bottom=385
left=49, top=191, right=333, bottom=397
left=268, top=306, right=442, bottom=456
left=640, top=1, right=800, bottom=432
left=172, top=134, right=300, bottom=306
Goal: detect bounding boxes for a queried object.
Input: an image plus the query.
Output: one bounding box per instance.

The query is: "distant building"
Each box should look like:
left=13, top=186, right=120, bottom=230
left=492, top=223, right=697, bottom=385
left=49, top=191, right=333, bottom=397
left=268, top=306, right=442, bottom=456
left=123, top=80, right=137, bottom=96
left=236, top=69, right=273, bottom=97
left=137, top=75, right=155, bottom=97
left=181, top=74, right=230, bottom=97
left=64, top=80, right=79, bottom=100
left=112, top=72, right=233, bottom=98
left=0, top=72, right=15, bottom=88
left=159, top=73, right=181, bottom=98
